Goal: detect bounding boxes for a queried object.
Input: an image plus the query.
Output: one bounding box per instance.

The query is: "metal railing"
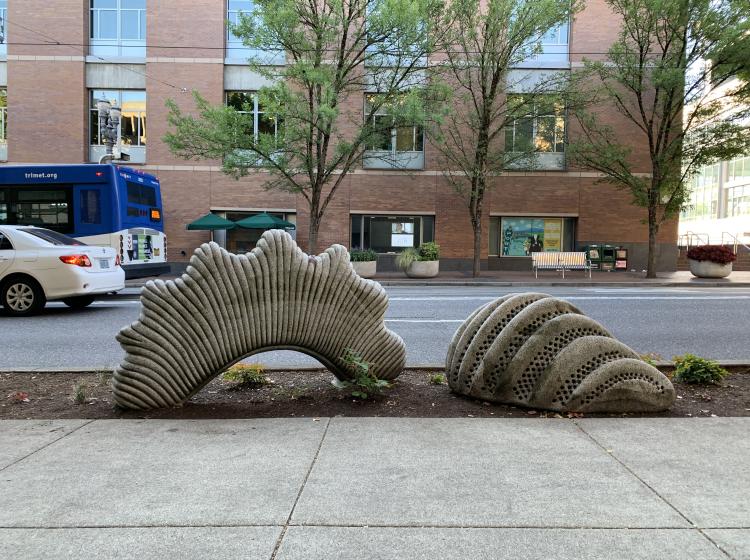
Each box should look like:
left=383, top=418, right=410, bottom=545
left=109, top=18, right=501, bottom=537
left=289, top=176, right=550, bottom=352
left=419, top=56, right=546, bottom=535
left=678, top=231, right=710, bottom=249
left=721, top=232, right=750, bottom=254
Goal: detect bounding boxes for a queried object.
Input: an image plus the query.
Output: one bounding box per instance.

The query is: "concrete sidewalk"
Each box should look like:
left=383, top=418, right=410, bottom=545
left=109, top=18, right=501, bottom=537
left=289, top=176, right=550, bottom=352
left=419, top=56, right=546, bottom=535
left=1, top=418, right=748, bottom=559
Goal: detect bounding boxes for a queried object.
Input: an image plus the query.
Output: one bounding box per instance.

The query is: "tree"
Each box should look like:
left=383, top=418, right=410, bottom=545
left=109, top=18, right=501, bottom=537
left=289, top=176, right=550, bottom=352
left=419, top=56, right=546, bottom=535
left=428, top=0, right=580, bottom=277
left=565, top=0, right=750, bottom=278
left=165, top=0, right=442, bottom=253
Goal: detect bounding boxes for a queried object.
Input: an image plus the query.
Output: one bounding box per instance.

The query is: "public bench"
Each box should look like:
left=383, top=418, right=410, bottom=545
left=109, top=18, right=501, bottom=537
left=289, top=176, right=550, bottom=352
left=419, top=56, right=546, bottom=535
left=531, top=251, right=592, bottom=279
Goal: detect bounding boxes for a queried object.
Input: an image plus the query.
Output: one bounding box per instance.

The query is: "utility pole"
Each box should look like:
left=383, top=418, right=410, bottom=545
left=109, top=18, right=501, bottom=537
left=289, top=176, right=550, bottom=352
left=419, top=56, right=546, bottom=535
left=96, top=99, right=122, bottom=164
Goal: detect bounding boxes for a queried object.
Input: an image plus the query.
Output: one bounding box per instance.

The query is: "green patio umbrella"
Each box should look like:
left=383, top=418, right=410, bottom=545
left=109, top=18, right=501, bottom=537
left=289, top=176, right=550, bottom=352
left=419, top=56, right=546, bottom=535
left=235, top=212, right=296, bottom=230
left=186, top=213, right=236, bottom=242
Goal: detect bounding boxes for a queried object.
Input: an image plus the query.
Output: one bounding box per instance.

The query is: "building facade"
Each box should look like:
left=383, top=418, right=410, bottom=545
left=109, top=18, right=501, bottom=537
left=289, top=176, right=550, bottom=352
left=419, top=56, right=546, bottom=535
left=0, top=0, right=678, bottom=271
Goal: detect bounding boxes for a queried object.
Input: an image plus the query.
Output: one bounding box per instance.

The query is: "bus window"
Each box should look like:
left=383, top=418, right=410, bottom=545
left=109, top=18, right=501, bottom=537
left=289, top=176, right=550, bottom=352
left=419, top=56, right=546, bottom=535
left=16, top=190, right=71, bottom=231
left=127, top=182, right=156, bottom=206
left=80, top=189, right=102, bottom=224
left=0, top=190, right=6, bottom=224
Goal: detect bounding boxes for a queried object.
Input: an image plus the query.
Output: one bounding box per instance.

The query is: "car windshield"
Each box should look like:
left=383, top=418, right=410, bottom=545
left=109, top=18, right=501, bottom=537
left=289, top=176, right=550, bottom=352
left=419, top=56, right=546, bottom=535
left=19, top=228, right=87, bottom=246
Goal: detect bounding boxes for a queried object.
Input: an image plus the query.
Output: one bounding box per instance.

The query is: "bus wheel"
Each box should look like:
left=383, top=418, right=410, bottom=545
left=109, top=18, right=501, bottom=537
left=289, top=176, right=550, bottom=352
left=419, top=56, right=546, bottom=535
left=1, top=276, right=46, bottom=316
left=62, top=296, right=96, bottom=309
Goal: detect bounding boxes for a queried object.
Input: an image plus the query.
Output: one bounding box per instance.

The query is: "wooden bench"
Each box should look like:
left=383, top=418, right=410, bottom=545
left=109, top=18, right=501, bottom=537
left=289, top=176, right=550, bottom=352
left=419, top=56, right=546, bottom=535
left=531, top=252, right=592, bottom=279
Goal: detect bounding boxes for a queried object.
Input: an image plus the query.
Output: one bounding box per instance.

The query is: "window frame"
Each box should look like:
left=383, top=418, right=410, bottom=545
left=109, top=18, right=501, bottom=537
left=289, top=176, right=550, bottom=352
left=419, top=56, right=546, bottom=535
left=89, top=89, right=147, bottom=148
left=225, top=90, right=280, bottom=146
left=90, top=0, right=146, bottom=58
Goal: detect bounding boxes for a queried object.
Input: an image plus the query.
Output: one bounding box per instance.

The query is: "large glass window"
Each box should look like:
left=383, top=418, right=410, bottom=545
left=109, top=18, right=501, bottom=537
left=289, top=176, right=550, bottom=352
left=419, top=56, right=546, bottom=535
left=363, top=95, right=424, bottom=169
left=728, top=185, right=750, bottom=217
left=0, top=1, right=7, bottom=57
left=226, top=1, right=283, bottom=63
left=490, top=216, right=576, bottom=256
left=505, top=96, right=565, bottom=154
left=351, top=215, right=435, bottom=253
left=728, top=155, right=750, bottom=185
left=681, top=163, right=720, bottom=221
left=90, top=90, right=147, bottom=148
left=226, top=91, right=279, bottom=145
left=90, top=0, right=146, bottom=57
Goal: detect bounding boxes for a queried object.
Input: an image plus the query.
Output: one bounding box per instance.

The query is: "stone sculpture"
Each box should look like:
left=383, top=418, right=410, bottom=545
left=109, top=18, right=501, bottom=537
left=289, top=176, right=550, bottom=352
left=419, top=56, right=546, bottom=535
left=113, top=230, right=406, bottom=409
left=446, top=293, right=675, bottom=412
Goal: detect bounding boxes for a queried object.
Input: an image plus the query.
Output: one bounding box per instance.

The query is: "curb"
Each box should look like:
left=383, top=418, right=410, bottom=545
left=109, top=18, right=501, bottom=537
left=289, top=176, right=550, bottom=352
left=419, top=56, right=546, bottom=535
left=2, top=362, right=747, bottom=375
left=108, top=281, right=750, bottom=299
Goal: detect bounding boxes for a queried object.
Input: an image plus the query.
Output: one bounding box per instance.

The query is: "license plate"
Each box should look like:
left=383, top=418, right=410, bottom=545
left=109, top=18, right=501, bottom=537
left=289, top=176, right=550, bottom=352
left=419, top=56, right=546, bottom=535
left=99, top=259, right=110, bottom=269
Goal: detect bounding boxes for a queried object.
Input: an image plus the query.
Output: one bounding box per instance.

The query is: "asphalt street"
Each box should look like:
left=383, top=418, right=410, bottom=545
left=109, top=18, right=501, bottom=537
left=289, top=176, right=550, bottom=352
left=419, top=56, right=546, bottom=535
left=1, top=286, right=749, bottom=370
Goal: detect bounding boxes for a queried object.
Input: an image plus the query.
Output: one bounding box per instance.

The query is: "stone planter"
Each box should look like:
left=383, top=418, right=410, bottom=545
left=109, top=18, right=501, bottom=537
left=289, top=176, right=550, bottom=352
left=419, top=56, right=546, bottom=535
left=406, top=260, right=439, bottom=278
left=352, top=260, right=377, bottom=278
left=688, top=259, right=732, bottom=278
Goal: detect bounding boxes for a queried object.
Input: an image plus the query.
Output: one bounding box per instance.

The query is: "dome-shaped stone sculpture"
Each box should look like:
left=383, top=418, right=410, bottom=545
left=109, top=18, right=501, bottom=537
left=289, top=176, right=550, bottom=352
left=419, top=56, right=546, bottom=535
left=446, top=293, right=675, bottom=412
left=113, top=230, right=405, bottom=409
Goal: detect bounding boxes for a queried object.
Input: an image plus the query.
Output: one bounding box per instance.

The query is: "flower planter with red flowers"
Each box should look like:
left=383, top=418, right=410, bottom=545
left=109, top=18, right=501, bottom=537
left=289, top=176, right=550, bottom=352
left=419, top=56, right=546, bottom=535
left=686, top=245, right=737, bottom=278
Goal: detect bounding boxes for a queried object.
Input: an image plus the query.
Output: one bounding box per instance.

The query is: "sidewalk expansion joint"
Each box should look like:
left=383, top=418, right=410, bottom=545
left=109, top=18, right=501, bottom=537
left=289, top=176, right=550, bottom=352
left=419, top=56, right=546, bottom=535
left=270, top=416, right=331, bottom=560
left=0, top=420, right=94, bottom=475
left=572, top=421, right=735, bottom=559
left=3, top=523, right=737, bottom=530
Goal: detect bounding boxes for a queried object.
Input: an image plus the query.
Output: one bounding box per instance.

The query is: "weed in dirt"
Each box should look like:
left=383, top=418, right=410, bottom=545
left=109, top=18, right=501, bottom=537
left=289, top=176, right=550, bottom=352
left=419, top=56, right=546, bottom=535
left=72, top=381, right=87, bottom=405
left=97, top=370, right=113, bottom=387
left=673, top=354, right=729, bottom=385
left=223, top=364, right=269, bottom=387
left=430, top=374, right=446, bottom=385
left=337, top=349, right=391, bottom=399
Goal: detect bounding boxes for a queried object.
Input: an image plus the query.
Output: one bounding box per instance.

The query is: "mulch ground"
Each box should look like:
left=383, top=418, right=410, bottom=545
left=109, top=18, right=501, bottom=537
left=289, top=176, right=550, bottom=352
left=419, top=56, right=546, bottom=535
left=1, top=367, right=749, bottom=420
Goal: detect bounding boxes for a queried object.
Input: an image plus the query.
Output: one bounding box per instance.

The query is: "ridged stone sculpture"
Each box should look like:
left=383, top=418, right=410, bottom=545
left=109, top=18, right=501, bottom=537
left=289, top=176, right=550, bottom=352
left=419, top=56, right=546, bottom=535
left=446, top=293, right=675, bottom=413
left=113, top=230, right=406, bottom=409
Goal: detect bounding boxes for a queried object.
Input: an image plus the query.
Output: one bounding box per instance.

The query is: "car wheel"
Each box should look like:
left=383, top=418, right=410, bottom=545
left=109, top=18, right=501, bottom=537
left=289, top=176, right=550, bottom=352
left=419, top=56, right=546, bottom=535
left=1, top=277, right=46, bottom=316
left=62, top=295, right=96, bottom=309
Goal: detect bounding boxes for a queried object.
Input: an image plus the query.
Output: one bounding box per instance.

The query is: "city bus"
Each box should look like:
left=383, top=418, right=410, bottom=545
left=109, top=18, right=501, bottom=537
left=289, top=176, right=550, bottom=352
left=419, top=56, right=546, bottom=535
left=0, top=164, right=169, bottom=278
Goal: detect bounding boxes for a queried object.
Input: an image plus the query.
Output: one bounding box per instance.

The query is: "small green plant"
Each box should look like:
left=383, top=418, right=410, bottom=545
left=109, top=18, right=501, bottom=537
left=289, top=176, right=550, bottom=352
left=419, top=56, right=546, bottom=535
left=350, top=248, right=378, bottom=262
left=97, top=370, right=113, bottom=387
left=72, top=381, right=87, bottom=405
left=338, top=349, right=391, bottom=399
left=418, top=242, right=440, bottom=261
left=222, top=363, right=269, bottom=386
left=640, top=352, right=662, bottom=366
left=673, top=354, right=728, bottom=385
left=395, top=247, right=419, bottom=270
left=429, top=373, right=446, bottom=385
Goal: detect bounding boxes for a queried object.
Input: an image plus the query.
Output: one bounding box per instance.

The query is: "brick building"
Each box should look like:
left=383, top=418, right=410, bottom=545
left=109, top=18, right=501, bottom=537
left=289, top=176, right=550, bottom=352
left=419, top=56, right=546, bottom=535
left=0, top=0, right=678, bottom=271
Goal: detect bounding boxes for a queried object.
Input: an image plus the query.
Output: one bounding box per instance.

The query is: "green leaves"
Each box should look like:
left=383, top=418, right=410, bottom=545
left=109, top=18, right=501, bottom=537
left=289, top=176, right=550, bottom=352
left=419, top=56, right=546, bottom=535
left=673, top=354, right=729, bottom=385
left=338, top=349, right=392, bottom=400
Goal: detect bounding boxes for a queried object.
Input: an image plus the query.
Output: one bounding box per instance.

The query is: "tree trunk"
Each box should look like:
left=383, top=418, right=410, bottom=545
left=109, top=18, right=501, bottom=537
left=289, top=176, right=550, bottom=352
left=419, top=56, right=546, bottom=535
left=646, top=205, right=659, bottom=279
left=308, top=214, right=320, bottom=255
left=472, top=220, right=482, bottom=278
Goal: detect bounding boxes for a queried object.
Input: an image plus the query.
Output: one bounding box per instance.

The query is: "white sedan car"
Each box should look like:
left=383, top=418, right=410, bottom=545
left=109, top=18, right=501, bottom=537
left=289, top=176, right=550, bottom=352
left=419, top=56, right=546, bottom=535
left=0, top=225, right=125, bottom=316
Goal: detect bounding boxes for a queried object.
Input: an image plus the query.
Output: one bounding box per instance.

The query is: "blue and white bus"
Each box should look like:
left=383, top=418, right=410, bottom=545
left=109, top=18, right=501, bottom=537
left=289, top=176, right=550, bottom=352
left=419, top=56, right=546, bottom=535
left=0, top=164, right=169, bottom=278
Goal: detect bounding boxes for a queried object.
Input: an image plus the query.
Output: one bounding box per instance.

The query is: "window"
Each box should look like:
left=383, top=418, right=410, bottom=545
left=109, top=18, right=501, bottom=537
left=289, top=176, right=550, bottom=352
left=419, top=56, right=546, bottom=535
left=90, top=0, right=146, bottom=57
left=681, top=163, right=720, bottom=221
left=0, top=190, right=5, bottom=224
left=0, top=232, right=12, bottom=251
left=16, top=190, right=72, bottom=232
left=490, top=217, right=576, bottom=257
left=81, top=190, right=102, bottom=224
left=728, top=185, right=750, bottom=217
left=226, top=91, right=280, bottom=145
left=0, top=88, right=7, bottom=145
left=19, top=228, right=86, bottom=246
left=728, top=155, right=750, bottom=185
left=363, top=95, right=424, bottom=169
left=126, top=182, right=156, bottom=206
left=0, top=0, right=7, bottom=57
left=506, top=96, right=565, bottom=153
left=226, top=1, right=283, bottom=63
left=90, top=90, right=147, bottom=148
left=351, top=215, right=434, bottom=253
left=519, top=22, right=569, bottom=65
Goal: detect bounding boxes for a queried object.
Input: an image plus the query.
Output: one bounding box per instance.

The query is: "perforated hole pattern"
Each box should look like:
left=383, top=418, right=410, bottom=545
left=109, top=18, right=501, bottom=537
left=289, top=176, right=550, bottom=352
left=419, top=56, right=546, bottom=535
left=552, top=350, right=630, bottom=404
left=512, top=326, right=608, bottom=401
left=580, top=370, right=666, bottom=405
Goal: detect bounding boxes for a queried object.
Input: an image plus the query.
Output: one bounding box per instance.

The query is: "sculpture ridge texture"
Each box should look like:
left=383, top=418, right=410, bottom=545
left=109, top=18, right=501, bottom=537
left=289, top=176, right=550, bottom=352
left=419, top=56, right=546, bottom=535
left=113, top=230, right=405, bottom=409
left=446, top=293, right=675, bottom=412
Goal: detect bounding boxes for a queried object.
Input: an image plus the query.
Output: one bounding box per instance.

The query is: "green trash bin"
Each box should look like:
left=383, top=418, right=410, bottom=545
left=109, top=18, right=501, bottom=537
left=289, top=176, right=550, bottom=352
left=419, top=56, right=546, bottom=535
left=600, top=244, right=616, bottom=271
left=586, top=245, right=602, bottom=270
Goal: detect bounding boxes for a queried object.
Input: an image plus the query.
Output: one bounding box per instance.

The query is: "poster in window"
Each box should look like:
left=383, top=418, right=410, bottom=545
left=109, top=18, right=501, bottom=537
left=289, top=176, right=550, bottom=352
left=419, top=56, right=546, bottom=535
left=501, top=217, right=562, bottom=256
left=392, top=234, right=414, bottom=247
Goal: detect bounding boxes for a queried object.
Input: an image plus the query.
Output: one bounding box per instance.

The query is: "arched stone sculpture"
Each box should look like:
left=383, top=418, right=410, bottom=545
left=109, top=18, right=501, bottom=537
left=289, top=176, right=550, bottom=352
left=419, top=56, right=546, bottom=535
left=446, top=293, right=675, bottom=413
left=113, top=230, right=406, bottom=409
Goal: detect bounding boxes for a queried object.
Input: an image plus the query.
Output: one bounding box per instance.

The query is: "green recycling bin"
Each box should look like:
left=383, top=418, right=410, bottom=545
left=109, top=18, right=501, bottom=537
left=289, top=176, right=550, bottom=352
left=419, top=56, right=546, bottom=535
left=600, top=244, right=616, bottom=271
left=586, top=245, right=602, bottom=270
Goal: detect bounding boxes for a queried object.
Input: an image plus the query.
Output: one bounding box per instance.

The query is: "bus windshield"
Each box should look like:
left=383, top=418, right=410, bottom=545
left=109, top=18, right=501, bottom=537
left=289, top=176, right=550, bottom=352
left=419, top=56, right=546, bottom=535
left=20, top=228, right=88, bottom=246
